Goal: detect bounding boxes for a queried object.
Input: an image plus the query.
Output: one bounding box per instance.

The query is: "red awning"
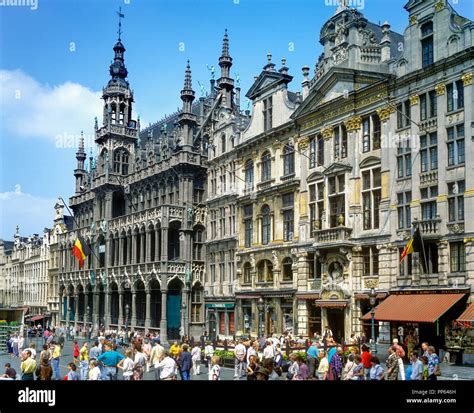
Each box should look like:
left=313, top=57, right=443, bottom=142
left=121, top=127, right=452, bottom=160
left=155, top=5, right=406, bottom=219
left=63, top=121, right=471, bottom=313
left=297, top=293, right=321, bottom=300
left=361, top=293, right=466, bottom=323
left=315, top=300, right=348, bottom=308
left=30, top=315, right=44, bottom=322
left=456, top=303, right=474, bottom=328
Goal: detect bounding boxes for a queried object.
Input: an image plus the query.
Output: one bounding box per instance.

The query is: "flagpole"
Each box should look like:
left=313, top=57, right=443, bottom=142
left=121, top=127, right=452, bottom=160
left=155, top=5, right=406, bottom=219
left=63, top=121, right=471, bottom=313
left=414, top=220, right=429, bottom=275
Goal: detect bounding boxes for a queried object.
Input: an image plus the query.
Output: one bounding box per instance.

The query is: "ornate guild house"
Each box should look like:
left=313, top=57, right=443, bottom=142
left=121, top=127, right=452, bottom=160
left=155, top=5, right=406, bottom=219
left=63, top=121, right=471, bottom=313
left=55, top=0, right=474, bottom=355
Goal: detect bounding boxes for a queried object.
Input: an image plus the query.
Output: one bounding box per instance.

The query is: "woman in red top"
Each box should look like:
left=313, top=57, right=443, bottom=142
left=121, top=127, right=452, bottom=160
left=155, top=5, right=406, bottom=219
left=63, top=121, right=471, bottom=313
left=361, top=344, right=372, bottom=380
left=72, top=341, right=80, bottom=365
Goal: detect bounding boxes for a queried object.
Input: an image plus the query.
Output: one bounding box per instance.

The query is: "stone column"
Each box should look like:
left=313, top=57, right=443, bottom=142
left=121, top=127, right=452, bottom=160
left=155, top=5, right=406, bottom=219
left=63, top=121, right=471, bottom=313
left=131, top=291, right=137, bottom=327
left=183, top=288, right=189, bottom=336
left=234, top=299, right=241, bottom=336
left=161, top=227, right=169, bottom=261
left=66, top=294, right=71, bottom=325
left=140, top=231, right=146, bottom=263
left=275, top=297, right=283, bottom=334
left=92, top=290, right=99, bottom=330
left=145, top=230, right=151, bottom=263
left=160, top=283, right=168, bottom=344
left=106, top=237, right=112, bottom=267
left=145, top=289, right=151, bottom=331
left=155, top=228, right=160, bottom=261
left=74, top=294, right=79, bottom=328
left=104, top=289, right=111, bottom=328
left=118, top=290, right=124, bottom=326
left=119, top=235, right=124, bottom=266
left=132, top=233, right=137, bottom=264
left=251, top=299, right=258, bottom=337
left=83, top=293, right=89, bottom=325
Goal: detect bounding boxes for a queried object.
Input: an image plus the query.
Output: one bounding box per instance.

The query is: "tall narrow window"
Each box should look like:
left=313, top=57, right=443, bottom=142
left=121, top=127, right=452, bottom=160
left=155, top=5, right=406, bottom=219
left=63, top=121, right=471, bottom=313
left=448, top=180, right=465, bottom=222
left=282, top=193, right=294, bottom=242
left=421, top=185, right=438, bottom=220
left=221, top=134, right=226, bottom=154
left=397, top=191, right=412, bottom=229
left=113, top=149, right=129, bottom=175
left=362, top=246, right=379, bottom=276
left=261, top=151, right=271, bottom=181
left=245, top=160, right=254, bottom=191
left=362, top=168, right=382, bottom=230
left=328, top=174, right=345, bottom=228
left=447, top=125, right=465, bottom=166
left=397, top=137, right=411, bottom=178
left=243, top=205, right=253, bottom=248
left=243, top=262, right=252, bottom=284
left=263, top=96, right=273, bottom=131
left=420, top=133, right=438, bottom=172
left=282, top=258, right=293, bottom=281
left=421, top=21, right=434, bottom=67
left=309, top=136, right=316, bottom=169
left=283, top=144, right=295, bottom=176
left=362, top=117, right=370, bottom=152
left=317, top=134, right=324, bottom=166
left=450, top=242, right=466, bottom=273
left=261, top=205, right=271, bottom=245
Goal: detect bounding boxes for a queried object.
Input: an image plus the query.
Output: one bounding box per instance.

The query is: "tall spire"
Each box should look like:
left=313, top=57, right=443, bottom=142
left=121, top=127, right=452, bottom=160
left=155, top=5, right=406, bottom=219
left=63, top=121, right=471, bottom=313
left=181, top=60, right=195, bottom=114
left=108, top=8, right=128, bottom=85
left=218, top=29, right=234, bottom=107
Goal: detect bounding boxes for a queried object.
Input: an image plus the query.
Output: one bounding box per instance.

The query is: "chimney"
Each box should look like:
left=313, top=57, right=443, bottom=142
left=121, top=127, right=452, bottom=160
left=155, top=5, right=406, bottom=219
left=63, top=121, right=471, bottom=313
left=380, top=21, right=392, bottom=62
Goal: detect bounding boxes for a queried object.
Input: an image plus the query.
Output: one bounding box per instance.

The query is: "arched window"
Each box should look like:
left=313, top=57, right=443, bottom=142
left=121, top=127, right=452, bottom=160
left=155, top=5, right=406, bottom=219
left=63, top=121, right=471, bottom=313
left=257, top=260, right=273, bottom=283
left=261, top=151, right=271, bottom=181
left=245, top=160, right=254, bottom=191
left=421, top=21, right=434, bottom=68
left=283, top=144, right=295, bottom=176
left=113, top=149, right=129, bottom=175
left=243, top=262, right=252, bottom=284
left=282, top=257, right=293, bottom=281
left=193, top=227, right=204, bottom=261
left=261, top=205, right=271, bottom=245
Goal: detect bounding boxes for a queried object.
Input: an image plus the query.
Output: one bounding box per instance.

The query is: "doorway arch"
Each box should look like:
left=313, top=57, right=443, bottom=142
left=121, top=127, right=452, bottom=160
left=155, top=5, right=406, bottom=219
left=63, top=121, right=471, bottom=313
left=167, top=277, right=183, bottom=340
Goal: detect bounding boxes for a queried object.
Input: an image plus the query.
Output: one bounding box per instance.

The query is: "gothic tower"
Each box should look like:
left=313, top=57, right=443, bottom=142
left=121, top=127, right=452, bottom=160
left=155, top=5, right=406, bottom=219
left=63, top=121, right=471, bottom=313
left=217, top=29, right=234, bottom=109
left=178, top=61, right=197, bottom=150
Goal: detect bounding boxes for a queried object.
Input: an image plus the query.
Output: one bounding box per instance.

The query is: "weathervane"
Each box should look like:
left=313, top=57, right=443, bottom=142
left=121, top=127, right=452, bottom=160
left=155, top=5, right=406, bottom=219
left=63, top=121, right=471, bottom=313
left=117, top=7, right=125, bottom=40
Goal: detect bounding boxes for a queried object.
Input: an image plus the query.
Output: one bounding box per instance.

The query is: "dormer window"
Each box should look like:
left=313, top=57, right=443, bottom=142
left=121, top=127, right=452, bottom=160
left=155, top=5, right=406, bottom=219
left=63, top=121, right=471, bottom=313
left=263, top=96, right=273, bottom=131
left=421, top=21, right=434, bottom=68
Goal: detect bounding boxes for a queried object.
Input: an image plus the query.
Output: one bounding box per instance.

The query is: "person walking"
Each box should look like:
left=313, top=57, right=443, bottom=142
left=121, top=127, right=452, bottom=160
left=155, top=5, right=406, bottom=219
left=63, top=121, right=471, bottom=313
left=79, top=342, right=89, bottom=381
left=155, top=352, right=178, bottom=381
left=361, top=344, right=372, bottom=380
left=204, top=341, right=214, bottom=369
left=97, top=342, right=124, bottom=381
left=191, top=343, right=201, bottom=376
left=72, top=340, right=80, bottom=365
left=234, top=339, right=247, bottom=380
left=386, top=346, right=400, bottom=381
left=20, top=350, right=36, bottom=381
left=306, top=342, right=319, bottom=379
left=117, top=348, right=134, bottom=380
left=410, top=351, right=423, bottom=380
left=2, top=363, right=17, bottom=379
left=296, top=354, right=308, bottom=380
left=178, top=344, right=192, bottom=381
left=35, top=357, right=52, bottom=381
left=351, top=355, right=365, bottom=380
left=427, top=346, right=440, bottom=381
left=51, top=342, right=61, bottom=380
left=132, top=343, right=146, bottom=381
left=369, top=356, right=384, bottom=380
left=263, top=339, right=275, bottom=362
left=317, top=351, right=329, bottom=380
left=287, top=353, right=299, bottom=381
left=66, top=363, right=79, bottom=381
left=142, top=338, right=152, bottom=373
left=150, top=339, right=165, bottom=380
left=328, top=346, right=343, bottom=381
left=246, top=354, right=259, bottom=381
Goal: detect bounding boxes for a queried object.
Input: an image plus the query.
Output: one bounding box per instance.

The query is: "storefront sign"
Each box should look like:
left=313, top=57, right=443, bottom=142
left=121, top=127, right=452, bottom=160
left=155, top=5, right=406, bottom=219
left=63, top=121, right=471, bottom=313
left=205, top=303, right=234, bottom=309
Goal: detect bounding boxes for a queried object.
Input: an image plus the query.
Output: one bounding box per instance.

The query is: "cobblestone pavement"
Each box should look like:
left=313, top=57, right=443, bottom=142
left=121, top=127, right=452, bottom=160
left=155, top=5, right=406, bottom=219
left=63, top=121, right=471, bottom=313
left=2, top=337, right=473, bottom=381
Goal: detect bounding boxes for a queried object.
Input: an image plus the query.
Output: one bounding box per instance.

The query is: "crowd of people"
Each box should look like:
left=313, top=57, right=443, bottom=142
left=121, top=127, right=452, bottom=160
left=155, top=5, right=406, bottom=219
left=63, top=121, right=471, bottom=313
left=1, top=323, right=442, bottom=382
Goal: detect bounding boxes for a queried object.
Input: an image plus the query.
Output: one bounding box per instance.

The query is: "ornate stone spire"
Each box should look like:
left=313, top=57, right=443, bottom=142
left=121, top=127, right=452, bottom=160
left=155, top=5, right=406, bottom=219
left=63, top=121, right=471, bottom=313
left=181, top=60, right=196, bottom=114
left=108, top=8, right=128, bottom=85
left=218, top=29, right=234, bottom=105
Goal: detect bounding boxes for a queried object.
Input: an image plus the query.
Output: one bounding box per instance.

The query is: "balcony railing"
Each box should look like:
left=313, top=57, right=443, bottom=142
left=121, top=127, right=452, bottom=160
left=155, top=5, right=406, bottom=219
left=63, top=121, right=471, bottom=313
left=418, top=217, right=441, bottom=235
left=313, top=226, right=352, bottom=243
left=419, top=170, right=438, bottom=186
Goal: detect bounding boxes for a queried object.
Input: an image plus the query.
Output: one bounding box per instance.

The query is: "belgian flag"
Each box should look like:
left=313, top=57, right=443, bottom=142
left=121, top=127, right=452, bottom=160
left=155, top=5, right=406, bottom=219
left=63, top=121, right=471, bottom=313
left=72, top=235, right=90, bottom=269
left=400, top=227, right=427, bottom=272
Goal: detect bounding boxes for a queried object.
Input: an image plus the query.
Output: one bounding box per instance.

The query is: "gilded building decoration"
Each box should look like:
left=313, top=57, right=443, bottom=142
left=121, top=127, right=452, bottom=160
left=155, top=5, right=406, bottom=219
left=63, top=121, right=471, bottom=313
left=298, top=137, right=310, bottom=151
left=364, top=278, right=379, bottom=289
left=434, top=1, right=445, bottom=12
left=322, top=126, right=333, bottom=140
left=409, top=94, right=419, bottom=106
left=435, top=83, right=446, bottom=96
left=344, top=116, right=362, bottom=132
left=462, top=72, right=473, bottom=87
left=376, top=106, right=395, bottom=122
left=409, top=15, right=417, bottom=26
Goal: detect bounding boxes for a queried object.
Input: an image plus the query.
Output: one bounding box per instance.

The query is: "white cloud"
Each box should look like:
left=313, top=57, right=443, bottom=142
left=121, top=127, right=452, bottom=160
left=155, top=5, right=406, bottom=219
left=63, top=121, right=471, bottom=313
left=0, top=190, right=57, bottom=239
left=0, top=69, right=102, bottom=143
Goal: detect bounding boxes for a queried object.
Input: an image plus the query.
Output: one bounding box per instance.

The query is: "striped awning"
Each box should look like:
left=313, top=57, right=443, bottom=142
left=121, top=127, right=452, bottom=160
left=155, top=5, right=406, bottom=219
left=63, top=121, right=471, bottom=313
left=456, top=303, right=474, bottom=328
left=361, top=293, right=466, bottom=323
left=296, top=293, right=321, bottom=300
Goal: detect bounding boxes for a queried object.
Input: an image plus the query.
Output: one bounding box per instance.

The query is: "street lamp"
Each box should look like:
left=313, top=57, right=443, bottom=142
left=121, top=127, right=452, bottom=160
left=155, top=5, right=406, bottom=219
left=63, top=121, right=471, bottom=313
left=125, top=303, right=130, bottom=344
left=257, top=297, right=264, bottom=338
left=369, top=287, right=377, bottom=355
left=181, top=302, right=187, bottom=339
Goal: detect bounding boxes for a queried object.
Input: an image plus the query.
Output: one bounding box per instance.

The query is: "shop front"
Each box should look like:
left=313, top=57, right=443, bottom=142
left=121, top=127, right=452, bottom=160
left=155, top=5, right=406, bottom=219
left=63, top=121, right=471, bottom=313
left=362, top=292, right=468, bottom=356
left=205, top=302, right=235, bottom=339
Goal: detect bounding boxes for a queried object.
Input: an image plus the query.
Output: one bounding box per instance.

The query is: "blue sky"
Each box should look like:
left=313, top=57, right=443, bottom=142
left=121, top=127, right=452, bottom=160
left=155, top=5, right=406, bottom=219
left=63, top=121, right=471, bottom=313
left=0, top=0, right=472, bottom=239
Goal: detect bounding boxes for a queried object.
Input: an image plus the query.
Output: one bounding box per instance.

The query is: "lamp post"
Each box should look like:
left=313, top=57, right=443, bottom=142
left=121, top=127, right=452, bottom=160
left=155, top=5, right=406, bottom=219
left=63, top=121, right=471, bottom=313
left=258, top=297, right=264, bottom=338
left=369, top=287, right=377, bottom=355
left=125, top=303, right=130, bottom=344
left=181, top=302, right=187, bottom=339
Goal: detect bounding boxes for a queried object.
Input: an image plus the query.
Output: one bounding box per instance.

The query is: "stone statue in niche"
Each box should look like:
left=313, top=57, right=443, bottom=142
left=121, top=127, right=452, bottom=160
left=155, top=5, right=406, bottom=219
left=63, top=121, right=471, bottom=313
left=329, top=261, right=343, bottom=283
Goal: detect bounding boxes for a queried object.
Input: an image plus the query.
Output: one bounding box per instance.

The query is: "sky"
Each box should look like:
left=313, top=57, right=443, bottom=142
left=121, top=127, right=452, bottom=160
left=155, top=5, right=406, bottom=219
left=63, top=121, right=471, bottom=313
left=0, top=0, right=472, bottom=240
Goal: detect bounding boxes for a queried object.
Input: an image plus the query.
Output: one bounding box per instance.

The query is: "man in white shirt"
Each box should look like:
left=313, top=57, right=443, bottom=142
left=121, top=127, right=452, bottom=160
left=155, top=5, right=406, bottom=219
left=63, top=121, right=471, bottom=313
left=246, top=341, right=257, bottom=364
left=204, top=342, right=214, bottom=369
left=191, top=344, right=202, bottom=375
left=150, top=340, right=165, bottom=380
left=263, top=340, right=275, bottom=361
left=234, top=340, right=247, bottom=380
left=155, top=353, right=177, bottom=380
